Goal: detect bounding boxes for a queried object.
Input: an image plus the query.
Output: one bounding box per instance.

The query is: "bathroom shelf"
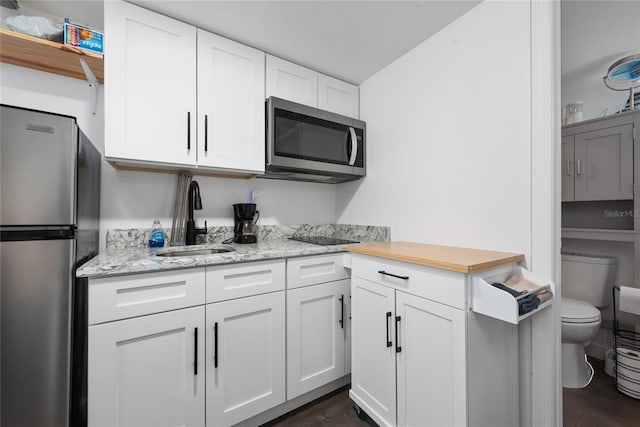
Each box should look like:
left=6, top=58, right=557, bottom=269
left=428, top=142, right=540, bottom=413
left=0, top=28, right=104, bottom=83
left=471, top=266, right=554, bottom=324
left=562, top=228, right=638, bottom=242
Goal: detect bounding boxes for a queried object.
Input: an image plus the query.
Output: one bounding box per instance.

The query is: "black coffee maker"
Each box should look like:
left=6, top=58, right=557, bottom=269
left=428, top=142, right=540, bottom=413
left=233, top=203, right=259, bottom=244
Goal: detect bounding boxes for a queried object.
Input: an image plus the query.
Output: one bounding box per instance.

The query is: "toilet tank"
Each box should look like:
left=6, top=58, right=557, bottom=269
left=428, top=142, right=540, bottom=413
left=561, top=253, right=617, bottom=307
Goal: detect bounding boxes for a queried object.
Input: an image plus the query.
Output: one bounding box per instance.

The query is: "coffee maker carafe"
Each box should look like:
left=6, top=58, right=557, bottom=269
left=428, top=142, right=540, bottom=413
left=233, top=203, right=259, bottom=244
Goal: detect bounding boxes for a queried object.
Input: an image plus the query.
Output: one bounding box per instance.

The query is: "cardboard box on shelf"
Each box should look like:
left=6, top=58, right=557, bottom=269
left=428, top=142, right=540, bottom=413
left=64, top=21, right=102, bottom=55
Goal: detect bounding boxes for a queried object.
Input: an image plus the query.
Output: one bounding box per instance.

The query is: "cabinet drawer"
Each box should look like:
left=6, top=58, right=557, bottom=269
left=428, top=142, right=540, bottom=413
left=287, top=254, right=348, bottom=289
left=206, top=260, right=285, bottom=303
left=89, top=268, right=205, bottom=325
left=351, top=255, right=466, bottom=309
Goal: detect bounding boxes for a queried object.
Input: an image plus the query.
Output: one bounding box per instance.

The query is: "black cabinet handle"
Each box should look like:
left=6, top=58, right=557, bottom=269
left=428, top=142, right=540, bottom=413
left=187, top=111, right=191, bottom=150
left=339, top=294, right=344, bottom=328
left=194, top=327, right=198, bottom=375
left=386, top=311, right=392, bottom=347
left=378, top=270, right=409, bottom=280
left=395, top=316, right=402, bottom=353
left=213, top=322, right=218, bottom=368
left=204, top=114, right=208, bottom=152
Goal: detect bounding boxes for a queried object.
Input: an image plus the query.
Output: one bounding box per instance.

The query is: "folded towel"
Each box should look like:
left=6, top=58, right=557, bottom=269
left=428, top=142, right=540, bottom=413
left=506, top=272, right=553, bottom=301
left=491, top=282, right=541, bottom=315
left=519, top=296, right=540, bottom=315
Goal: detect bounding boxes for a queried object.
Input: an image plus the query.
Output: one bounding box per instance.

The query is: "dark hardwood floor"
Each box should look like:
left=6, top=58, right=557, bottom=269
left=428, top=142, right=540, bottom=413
left=265, top=359, right=639, bottom=427
left=263, top=387, right=373, bottom=427
left=563, top=357, right=640, bottom=427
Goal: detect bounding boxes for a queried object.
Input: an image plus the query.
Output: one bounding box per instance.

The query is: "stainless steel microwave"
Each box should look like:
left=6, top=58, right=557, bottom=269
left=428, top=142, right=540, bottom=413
left=264, top=97, right=366, bottom=183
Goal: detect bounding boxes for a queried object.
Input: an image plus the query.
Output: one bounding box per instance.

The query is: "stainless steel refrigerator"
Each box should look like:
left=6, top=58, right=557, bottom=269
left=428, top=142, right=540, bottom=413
left=0, top=105, right=101, bottom=426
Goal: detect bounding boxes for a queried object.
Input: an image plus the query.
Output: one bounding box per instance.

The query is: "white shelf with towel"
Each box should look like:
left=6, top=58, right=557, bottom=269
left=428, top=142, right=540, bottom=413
left=471, top=266, right=555, bottom=324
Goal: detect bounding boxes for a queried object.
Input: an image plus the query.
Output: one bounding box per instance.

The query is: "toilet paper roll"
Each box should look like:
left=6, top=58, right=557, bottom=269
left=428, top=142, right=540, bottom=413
left=619, top=286, right=640, bottom=316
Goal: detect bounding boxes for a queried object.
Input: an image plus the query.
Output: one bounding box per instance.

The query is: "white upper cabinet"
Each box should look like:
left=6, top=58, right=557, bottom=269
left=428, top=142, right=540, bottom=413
left=266, top=55, right=359, bottom=118
left=265, top=54, right=318, bottom=107
left=197, top=30, right=265, bottom=173
left=105, top=0, right=197, bottom=166
left=105, top=1, right=265, bottom=174
left=318, top=74, right=359, bottom=118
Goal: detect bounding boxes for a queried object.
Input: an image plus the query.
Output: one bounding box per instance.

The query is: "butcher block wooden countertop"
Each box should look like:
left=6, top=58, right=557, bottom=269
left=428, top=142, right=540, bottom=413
left=346, top=241, right=525, bottom=273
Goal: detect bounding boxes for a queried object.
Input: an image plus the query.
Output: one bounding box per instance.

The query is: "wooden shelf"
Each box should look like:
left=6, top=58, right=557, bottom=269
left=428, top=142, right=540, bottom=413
left=0, top=28, right=103, bottom=83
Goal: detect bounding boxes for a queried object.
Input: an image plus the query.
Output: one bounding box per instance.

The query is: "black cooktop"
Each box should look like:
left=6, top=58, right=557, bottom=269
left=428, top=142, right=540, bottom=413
left=289, top=236, right=359, bottom=246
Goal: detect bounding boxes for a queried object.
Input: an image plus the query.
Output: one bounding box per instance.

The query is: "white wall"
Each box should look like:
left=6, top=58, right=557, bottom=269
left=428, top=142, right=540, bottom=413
left=1, top=63, right=337, bottom=249
left=337, top=0, right=532, bottom=258
left=561, top=0, right=640, bottom=121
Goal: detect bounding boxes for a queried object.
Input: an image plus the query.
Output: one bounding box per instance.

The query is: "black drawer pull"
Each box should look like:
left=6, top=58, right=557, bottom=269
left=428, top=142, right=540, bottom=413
left=395, top=316, right=402, bottom=353
left=378, top=270, right=409, bottom=280
left=214, top=322, right=218, bottom=368
left=204, top=114, right=208, bottom=152
left=339, top=294, right=344, bottom=328
left=386, top=311, right=392, bottom=347
left=194, top=327, right=198, bottom=375
left=187, top=112, right=191, bottom=150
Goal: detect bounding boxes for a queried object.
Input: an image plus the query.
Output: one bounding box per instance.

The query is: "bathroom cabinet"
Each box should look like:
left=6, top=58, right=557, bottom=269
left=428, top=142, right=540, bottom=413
left=561, top=123, right=634, bottom=202
left=561, top=109, right=640, bottom=304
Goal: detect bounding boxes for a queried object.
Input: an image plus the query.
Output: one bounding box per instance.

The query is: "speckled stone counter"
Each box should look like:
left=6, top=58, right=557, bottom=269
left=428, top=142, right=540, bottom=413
left=79, top=224, right=390, bottom=279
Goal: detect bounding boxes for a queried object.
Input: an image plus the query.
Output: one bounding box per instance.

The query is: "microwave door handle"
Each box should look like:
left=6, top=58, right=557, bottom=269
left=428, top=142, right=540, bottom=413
left=348, top=127, right=358, bottom=166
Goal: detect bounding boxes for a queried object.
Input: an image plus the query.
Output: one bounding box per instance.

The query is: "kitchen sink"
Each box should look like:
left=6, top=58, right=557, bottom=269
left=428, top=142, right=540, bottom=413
left=155, top=246, right=236, bottom=257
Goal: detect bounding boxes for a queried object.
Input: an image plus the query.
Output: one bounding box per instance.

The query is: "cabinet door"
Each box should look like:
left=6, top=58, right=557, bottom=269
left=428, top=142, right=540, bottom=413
left=265, top=54, right=318, bottom=107
left=105, top=0, right=196, bottom=166
left=197, top=30, right=265, bottom=173
left=88, top=306, right=205, bottom=426
left=206, top=292, right=285, bottom=426
left=287, top=280, right=346, bottom=399
left=395, top=292, right=467, bottom=427
left=561, top=135, right=575, bottom=202
left=350, top=277, right=396, bottom=427
left=318, top=74, right=359, bottom=118
left=574, top=124, right=634, bottom=201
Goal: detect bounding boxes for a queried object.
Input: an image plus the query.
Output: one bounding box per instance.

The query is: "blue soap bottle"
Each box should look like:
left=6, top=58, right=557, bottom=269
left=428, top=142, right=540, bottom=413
left=149, top=219, right=165, bottom=248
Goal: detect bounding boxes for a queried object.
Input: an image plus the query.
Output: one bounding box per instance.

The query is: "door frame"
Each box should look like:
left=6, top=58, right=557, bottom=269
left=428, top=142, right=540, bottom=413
left=530, top=1, right=562, bottom=426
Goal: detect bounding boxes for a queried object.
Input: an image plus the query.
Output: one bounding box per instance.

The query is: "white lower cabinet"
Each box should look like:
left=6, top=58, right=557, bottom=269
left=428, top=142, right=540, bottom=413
left=395, top=291, right=466, bottom=427
left=350, top=278, right=397, bottom=426
left=350, top=253, right=519, bottom=427
left=88, top=255, right=351, bottom=427
left=352, top=276, right=466, bottom=427
left=206, top=291, right=286, bottom=427
left=286, top=280, right=347, bottom=399
left=88, top=306, right=205, bottom=426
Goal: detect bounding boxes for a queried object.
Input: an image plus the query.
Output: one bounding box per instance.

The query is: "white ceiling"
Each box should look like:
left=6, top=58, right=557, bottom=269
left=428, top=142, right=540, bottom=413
left=19, top=0, right=480, bottom=84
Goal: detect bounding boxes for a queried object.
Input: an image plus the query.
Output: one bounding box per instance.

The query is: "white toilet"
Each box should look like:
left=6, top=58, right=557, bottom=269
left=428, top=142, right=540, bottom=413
left=561, top=253, right=617, bottom=389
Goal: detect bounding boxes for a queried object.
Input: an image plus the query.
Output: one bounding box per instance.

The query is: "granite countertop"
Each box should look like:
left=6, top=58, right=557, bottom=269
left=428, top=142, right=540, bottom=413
left=78, top=239, right=360, bottom=279
left=347, top=241, right=525, bottom=273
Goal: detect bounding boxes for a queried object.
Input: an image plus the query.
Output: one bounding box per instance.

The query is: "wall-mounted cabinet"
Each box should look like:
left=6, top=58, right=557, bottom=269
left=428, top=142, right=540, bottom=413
left=561, top=124, right=634, bottom=202
left=266, top=54, right=359, bottom=118
left=105, top=0, right=265, bottom=175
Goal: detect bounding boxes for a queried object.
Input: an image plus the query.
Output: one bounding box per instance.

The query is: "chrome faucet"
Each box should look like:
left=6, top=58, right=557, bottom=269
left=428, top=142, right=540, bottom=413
left=185, top=180, right=207, bottom=245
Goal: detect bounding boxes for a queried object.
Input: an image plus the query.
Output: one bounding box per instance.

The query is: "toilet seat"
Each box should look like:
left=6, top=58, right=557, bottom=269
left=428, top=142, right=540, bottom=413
left=561, top=297, right=601, bottom=324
